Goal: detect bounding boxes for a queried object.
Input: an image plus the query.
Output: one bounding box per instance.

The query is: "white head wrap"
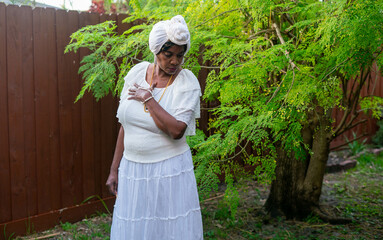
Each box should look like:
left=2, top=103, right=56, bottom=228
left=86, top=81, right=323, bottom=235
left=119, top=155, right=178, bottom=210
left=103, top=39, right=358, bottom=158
left=149, top=15, right=190, bottom=57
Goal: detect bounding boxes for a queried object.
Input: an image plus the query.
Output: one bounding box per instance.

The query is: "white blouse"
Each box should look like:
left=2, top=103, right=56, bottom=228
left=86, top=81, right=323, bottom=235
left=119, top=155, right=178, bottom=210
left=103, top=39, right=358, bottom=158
left=117, top=62, right=201, bottom=163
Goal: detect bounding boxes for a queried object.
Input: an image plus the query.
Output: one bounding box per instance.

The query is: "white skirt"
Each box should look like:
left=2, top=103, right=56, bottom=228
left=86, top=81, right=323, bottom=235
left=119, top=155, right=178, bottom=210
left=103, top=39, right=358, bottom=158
left=110, top=150, right=203, bottom=240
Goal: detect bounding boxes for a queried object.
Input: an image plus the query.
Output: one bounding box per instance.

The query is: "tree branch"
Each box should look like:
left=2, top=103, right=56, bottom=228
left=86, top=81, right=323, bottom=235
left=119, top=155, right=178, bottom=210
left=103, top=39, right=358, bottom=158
left=219, top=140, right=251, bottom=162
left=281, top=14, right=296, bottom=39
left=267, top=64, right=299, bottom=105
left=283, top=13, right=295, bottom=26
left=332, top=107, right=351, bottom=138
left=248, top=29, right=274, bottom=40
left=320, top=57, right=350, bottom=81
left=283, top=30, right=296, bottom=40
left=240, top=7, right=254, bottom=30
left=350, top=69, right=370, bottom=115
left=220, top=35, right=241, bottom=39
left=264, top=36, right=275, bottom=47
left=274, top=65, right=287, bottom=74
left=200, top=193, right=225, bottom=203
left=370, top=64, right=379, bottom=95
left=200, top=106, right=221, bottom=111
left=357, top=107, right=383, bottom=113
left=333, top=68, right=371, bottom=139
left=195, top=8, right=241, bottom=28
left=191, top=65, right=222, bottom=69
left=335, top=119, right=367, bottom=139
left=330, top=132, right=368, bottom=151
left=272, top=22, right=300, bottom=71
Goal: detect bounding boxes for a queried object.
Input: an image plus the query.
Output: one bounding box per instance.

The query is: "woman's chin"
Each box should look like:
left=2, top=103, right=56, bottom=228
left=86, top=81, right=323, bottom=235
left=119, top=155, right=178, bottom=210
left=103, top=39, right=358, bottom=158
left=168, top=66, right=182, bottom=74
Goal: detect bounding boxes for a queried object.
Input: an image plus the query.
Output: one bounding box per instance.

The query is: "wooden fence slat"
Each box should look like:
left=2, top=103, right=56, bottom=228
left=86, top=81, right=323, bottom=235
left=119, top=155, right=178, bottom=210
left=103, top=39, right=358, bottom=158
left=0, top=2, right=12, bottom=224
left=56, top=9, right=82, bottom=207
left=100, top=14, right=119, bottom=198
left=78, top=12, right=100, bottom=200
left=100, top=93, right=119, bottom=197
left=33, top=7, right=60, bottom=213
left=68, top=10, right=84, bottom=206
left=7, top=5, right=28, bottom=220
left=45, top=10, right=62, bottom=211
left=18, top=5, right=38, bottom=218
left=116, top=13, right=131, bottom=34
left=93, top=90, right=102, bottom=196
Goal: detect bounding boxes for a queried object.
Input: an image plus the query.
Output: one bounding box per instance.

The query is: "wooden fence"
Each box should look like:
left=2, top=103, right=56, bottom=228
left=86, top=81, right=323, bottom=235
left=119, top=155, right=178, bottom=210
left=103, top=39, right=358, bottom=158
left=0, top=3, right=131, bottom=238
left=331, top=64, right=382, bottom=148
left=0, top=2, right=381, bottom=239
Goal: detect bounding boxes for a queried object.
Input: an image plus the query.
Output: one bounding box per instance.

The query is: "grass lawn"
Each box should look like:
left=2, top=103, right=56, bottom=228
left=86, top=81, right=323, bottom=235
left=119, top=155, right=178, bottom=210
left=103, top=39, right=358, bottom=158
left=17, top=151, right=383, bottom=240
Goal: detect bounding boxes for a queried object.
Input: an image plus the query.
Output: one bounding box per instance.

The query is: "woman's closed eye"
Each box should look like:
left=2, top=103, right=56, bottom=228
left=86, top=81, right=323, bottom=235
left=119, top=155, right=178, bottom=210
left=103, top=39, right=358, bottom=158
left=163, top=51, right=184, bottom=59
left=164, top=52, right=172, bottom=58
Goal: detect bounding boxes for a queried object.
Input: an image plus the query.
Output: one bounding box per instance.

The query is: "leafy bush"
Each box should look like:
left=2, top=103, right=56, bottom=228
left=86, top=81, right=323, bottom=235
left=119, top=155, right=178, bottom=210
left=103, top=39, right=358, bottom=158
left=357, top=153, right=375, bottom=166
left=372, top=119, right=383, bottom=147
left=345, top=132, right=367, bottom=156
left=357, top=152, right=383, bottom=170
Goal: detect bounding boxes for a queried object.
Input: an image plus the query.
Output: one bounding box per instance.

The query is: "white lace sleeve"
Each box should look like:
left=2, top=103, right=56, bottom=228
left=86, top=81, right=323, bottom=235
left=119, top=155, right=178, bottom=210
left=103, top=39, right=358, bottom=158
left=174, top=109, right=194, bottom=125
left=170, top=70, right=201, bottom=136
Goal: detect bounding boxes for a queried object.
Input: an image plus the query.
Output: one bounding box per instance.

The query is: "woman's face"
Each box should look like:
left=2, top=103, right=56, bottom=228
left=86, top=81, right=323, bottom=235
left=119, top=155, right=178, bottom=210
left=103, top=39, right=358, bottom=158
left=156, top=44, right=185, bottom=75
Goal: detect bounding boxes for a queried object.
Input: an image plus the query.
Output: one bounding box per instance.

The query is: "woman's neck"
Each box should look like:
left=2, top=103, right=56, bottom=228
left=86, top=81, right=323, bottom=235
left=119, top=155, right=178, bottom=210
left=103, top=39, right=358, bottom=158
left=147, top=64, right=173, bottom=88
left=155, top=64, right=171, bottom=79
left=147, top=63, right=183, bottom=88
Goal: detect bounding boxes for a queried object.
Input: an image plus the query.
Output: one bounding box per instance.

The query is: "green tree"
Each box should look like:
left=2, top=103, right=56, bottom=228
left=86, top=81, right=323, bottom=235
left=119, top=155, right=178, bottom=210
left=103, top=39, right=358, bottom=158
left=66, top=0, right=383, bottom=221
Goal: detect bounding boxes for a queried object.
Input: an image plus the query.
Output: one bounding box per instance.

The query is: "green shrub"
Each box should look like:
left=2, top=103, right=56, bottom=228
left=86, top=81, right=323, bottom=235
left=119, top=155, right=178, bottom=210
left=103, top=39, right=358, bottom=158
left=372, top=119, right=383, bottom=147
left=345, top=132, right=367, bottom=156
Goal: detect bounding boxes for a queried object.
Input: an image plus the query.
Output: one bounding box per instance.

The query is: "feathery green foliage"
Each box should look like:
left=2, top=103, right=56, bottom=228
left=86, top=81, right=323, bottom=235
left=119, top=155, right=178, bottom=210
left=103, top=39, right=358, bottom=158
left=66, top=0, right=383, bottom=217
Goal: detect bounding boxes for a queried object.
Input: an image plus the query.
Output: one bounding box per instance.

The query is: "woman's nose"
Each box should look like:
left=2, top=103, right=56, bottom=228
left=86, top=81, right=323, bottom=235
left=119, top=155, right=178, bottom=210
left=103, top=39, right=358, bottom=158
left=170, top=56, right=180, bottom=65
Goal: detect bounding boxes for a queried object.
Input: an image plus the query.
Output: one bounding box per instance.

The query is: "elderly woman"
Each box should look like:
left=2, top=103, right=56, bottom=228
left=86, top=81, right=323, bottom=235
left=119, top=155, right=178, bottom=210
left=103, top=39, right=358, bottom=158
left=106, top=15, right=203, bottom=239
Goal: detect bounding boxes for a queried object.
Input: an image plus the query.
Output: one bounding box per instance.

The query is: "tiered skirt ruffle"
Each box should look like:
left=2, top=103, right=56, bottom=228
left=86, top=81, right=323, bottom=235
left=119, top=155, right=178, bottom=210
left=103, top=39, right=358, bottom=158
left=110, top=150, right=203, bottom=240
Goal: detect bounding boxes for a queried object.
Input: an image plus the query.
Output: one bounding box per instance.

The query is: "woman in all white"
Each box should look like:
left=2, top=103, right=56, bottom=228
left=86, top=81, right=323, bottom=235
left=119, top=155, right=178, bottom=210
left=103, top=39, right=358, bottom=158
left=106, top=15, right=203, bottom=240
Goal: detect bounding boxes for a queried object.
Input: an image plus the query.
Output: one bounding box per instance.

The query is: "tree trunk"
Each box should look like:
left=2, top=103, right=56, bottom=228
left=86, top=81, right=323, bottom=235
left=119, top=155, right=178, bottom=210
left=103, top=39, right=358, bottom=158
left=264, top=108, right=347, bottom=222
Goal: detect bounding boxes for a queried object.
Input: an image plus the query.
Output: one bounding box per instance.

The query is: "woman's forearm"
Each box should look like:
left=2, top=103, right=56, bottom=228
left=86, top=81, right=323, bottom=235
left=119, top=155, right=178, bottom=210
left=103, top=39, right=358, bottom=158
left=127, top=83, right=187, bottom=139
left=145, top=99, right=187, bottom=139
left=110, top=125, right=124, bottom=171
left=106, top=125, right=124, bottom=195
